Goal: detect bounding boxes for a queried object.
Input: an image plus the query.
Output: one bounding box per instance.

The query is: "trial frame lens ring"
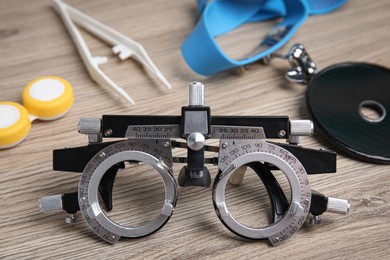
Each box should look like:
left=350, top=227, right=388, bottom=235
left=79, top=146, right=177, bottom=243
left=213, top=148, right=311, bottom=245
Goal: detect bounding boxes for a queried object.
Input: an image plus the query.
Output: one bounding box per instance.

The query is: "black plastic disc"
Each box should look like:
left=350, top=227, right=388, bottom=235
left=306, top=62, right=390, bottom=164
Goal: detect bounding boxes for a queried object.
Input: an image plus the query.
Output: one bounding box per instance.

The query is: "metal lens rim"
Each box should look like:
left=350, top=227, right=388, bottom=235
left=213, top=151, right=309, bottom=241
left=84, top=150, right=176, bottom=238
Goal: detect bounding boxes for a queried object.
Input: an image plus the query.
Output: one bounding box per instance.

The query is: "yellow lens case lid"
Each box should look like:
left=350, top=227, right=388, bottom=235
left=22, top=76, right=74, bottom=119
left=0, top=102, right=31, bottom=148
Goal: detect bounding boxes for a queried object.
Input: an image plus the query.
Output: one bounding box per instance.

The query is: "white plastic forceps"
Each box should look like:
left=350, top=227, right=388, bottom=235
left=53, top=0, right=171, bottom=104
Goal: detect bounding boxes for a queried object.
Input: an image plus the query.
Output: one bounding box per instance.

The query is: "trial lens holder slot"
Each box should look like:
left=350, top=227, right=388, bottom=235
left=39, top=82, right=349, bottom=245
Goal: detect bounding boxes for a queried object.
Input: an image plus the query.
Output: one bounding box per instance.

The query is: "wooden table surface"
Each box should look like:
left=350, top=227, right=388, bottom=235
left=1, top=0, right=389, bottom=259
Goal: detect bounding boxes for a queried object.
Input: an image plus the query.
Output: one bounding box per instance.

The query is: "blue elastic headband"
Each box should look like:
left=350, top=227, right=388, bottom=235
left=182, top=0, right=348, bottom=76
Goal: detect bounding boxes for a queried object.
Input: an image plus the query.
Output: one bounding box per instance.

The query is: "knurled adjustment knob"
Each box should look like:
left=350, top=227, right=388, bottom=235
left=38, top=194, right=63, bottom=212
left=78, top=118, right=101, bottom=134
left=188, top=81, right=205, bottom=106
left=327, top=197, right=350, bottom=214
left=290, top=120, right=314, bottom=136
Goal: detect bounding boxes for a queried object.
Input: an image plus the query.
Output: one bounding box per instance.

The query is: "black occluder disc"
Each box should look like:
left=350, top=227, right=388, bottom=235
left=306, top=62, right=390, bottom=164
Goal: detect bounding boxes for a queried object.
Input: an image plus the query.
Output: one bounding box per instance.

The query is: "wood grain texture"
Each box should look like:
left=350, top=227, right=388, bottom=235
left=0, top=0, right=389, bottom=259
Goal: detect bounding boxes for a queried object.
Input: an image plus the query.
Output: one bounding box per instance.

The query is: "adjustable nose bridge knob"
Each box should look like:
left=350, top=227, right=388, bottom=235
left=187, top=132, right=205, bottom=151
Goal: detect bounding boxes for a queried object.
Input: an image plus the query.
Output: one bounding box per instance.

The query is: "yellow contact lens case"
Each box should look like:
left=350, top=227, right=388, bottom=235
left=0, top=76, right=74, bottom=149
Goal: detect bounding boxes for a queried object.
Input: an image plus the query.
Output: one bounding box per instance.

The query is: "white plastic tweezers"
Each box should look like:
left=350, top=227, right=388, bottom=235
left=53, top=0, right=171, bottom=104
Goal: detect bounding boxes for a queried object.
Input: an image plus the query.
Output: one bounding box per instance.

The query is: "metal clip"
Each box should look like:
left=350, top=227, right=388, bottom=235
left=263, top=44, right=317, bottom=84
left=285, top=44, right=317, bottom=84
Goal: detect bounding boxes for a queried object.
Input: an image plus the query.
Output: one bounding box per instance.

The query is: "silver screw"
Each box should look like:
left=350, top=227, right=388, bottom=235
left=278, top=130, right=286, bottom=137
left=79, top=197, right=86, bottom=203
left=274, top=237, right=280, bottom=243
left=104, top=129, right=113, bottom=137
left=65, top=214, right=77, bottom=224
left=163, top=141, right=170, bottom=148
left=310, top=215, right=322, bottom=225
left=99, top=152, right=106, bottom=158
left=221, top=143, right=228, bottom=149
